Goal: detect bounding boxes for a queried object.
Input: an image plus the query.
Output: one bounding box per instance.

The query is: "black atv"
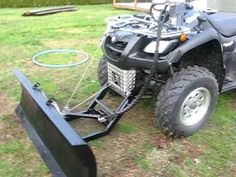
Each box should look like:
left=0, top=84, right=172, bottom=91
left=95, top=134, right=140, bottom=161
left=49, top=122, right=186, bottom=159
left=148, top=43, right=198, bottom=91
left=13, top=1, right=236, bottom=176
left=98, top=1, right=236, bottom=137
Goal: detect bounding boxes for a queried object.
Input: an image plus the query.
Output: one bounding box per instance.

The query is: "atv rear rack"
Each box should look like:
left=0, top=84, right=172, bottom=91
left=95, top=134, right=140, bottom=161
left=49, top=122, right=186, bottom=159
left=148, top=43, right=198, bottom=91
left=13, top=69, right=137, bottom=177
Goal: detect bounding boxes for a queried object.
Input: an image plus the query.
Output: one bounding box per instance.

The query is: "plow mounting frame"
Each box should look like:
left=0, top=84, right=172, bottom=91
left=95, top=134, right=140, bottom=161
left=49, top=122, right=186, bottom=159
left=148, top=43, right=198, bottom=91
left=13, top=69, right=137, bottom=177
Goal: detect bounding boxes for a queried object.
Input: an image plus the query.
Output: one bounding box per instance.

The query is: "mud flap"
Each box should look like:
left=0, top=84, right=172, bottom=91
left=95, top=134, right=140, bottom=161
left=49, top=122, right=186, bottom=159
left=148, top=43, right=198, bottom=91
left=13, top=69, right=97, bottom=177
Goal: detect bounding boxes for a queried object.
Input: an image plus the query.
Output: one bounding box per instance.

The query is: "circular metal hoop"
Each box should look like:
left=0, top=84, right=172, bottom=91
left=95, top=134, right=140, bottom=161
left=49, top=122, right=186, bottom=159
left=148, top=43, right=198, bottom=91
left=32, top=49, right=89, bottom=68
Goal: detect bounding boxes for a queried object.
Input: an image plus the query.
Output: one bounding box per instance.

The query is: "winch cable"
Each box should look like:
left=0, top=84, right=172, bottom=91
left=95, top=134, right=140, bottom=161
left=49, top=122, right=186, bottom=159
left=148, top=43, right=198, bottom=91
left=116, top=4, right=169, bottom=115
left=64, top=46, right=101, bottom=112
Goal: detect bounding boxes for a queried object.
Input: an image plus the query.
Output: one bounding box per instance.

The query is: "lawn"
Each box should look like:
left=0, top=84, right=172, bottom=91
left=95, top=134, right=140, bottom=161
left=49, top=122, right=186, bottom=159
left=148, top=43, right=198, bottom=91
left=0, top=4, right=236, bottom=177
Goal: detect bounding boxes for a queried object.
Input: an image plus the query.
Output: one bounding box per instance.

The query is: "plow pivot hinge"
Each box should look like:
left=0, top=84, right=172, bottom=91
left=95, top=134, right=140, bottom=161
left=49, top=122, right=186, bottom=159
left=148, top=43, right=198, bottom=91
left=46, top=98, right=55, bottom=106
left=46, top=98, right=63, bottom=115
left=32, top=82, right=41, bottom=90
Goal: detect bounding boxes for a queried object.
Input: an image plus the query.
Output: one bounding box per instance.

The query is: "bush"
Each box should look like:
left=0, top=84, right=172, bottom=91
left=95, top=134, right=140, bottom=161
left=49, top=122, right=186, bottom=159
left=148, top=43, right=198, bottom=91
left=0, top=0, right=111, bottom=8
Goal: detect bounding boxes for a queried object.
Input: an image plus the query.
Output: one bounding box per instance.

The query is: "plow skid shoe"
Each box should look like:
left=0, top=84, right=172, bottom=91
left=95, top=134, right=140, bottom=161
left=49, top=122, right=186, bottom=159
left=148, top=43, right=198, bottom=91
left=13, top=69, right=97, bottom=177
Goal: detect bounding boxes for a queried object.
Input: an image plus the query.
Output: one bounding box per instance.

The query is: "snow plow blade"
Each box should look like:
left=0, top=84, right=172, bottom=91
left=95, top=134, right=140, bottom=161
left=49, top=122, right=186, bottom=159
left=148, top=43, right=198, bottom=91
left=13, top=69, right=97, bottom=177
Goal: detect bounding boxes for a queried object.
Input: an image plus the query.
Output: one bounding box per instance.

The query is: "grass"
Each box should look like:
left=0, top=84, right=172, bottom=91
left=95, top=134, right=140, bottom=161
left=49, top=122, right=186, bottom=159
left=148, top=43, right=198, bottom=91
left=116, top=122, right=137, bottom=134
left=0, top=4, right=236, bottom=177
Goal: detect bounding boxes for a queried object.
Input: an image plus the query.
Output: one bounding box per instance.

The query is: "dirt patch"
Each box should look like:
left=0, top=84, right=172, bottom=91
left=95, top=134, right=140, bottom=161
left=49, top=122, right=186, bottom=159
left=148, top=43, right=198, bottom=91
left=181, top=140, right=203, bottom=159
left=167, top=139, right=203, bottom=167
left=0, top=121, right=4, bottom=130
left=0, top=93, right=17, bottom=116
left=229, top=94, right=236, bottom=111
left=154, top=134, right=173, bottom=149
left=231, top=164, right=236, bottom=177
left=91, top=129, right=159, bottom=176
left=0, top=114, right=23, bottom=142
left=92, top=132, right=145, bottom=177
left=123, top=104, right=155, bottom=130
left=0, top=93, right=23, bottom=143
left=231, top=98, right=236, bottom=110
left=87, top=103, right=173, bottom=177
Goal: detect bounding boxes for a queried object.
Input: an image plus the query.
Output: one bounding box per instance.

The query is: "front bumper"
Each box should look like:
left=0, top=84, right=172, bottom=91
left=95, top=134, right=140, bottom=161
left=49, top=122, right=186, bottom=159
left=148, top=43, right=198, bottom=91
left=103, top=33, right=170, bottom=72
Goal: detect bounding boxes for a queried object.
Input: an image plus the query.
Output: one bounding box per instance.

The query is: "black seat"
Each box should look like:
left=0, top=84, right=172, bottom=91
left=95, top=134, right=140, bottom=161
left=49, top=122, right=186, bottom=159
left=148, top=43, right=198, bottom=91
left=207, top=13, right=236, bottom=37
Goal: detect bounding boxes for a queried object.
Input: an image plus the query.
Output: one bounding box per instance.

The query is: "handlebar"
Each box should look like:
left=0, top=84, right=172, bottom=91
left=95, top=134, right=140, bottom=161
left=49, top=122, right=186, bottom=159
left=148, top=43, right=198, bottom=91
left=150, top=2, right=170, bottom=23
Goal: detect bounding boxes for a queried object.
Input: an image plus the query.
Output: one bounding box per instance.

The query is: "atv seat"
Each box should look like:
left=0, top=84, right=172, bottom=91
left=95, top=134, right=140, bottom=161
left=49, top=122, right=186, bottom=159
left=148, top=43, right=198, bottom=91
left=207, top=13, right=236, bottom=37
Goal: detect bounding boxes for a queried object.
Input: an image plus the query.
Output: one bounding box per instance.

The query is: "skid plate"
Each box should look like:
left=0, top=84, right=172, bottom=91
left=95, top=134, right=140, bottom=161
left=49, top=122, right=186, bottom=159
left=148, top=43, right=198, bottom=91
left=13, top=69, right=97, bottom=177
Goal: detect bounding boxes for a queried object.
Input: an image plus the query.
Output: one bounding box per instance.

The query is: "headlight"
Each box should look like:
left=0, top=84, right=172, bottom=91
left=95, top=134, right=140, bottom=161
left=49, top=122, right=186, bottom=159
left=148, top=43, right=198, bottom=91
left=100, top=36, right=106, bottom=47
left=143, top=40, right=171, bottom=54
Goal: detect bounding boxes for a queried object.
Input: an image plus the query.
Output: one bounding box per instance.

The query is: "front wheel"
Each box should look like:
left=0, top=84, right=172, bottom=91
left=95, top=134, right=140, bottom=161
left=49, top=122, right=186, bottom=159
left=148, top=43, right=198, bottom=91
left=155, top=66, right=219, bottom=137
left=97, top=55, right=118, bottom=95
left=97, top=55, right=108, bottom=86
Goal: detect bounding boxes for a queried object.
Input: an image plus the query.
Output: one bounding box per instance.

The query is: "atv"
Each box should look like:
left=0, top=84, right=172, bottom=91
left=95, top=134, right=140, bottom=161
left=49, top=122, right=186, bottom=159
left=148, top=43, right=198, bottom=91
left=13, top=1, right=236, bottom=177
left=98, top=1, right=226, bottom=137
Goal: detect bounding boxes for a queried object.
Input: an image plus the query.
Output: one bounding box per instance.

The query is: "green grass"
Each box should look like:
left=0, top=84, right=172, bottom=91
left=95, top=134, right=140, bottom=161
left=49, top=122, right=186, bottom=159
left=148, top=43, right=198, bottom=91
left=116, top=122, right=137, bottom=134
left=0, top=160, right=22, bottom=177
left=0, top=4, right=236, bottom=177
left=0, top=140, right=23, bottom=154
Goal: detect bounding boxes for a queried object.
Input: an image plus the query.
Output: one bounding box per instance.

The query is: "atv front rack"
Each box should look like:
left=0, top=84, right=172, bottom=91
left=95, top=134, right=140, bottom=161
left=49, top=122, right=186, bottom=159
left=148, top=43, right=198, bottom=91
left=13, top=69, right=136, bottom=177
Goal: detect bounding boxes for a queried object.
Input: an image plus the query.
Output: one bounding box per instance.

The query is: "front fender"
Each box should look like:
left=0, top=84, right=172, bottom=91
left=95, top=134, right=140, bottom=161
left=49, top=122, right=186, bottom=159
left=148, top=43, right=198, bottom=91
left=167, top=28, right=222, bottom=63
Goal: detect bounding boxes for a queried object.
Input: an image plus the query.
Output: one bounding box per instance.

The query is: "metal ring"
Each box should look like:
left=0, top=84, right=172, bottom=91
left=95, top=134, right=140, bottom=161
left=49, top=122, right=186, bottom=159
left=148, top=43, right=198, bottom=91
left=32, top=49, right=89, bottom=68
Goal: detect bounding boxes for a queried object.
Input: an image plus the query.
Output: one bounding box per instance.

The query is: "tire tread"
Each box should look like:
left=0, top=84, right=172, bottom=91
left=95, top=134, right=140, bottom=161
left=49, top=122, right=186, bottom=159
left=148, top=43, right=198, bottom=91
left=155, top=66, right=218, bottom=137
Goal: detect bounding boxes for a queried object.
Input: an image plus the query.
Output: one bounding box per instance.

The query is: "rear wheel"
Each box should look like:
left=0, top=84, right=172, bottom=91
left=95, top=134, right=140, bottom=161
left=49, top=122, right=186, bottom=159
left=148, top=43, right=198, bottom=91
left=155, top=66, right=218, bottom=137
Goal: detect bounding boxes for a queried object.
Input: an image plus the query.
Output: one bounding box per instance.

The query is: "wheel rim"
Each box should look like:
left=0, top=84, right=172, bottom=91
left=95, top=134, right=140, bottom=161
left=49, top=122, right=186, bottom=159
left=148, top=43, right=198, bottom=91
left=180, top=87, right=211, bottom=126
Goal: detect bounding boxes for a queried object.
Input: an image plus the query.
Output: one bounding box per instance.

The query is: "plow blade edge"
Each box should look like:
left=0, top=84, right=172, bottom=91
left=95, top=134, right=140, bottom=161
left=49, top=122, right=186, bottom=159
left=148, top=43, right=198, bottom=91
left=13, top=69, right=97, bottom=177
